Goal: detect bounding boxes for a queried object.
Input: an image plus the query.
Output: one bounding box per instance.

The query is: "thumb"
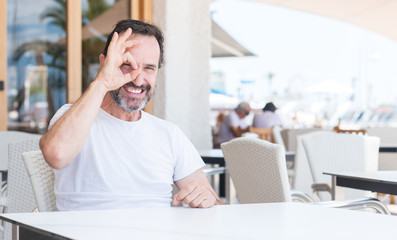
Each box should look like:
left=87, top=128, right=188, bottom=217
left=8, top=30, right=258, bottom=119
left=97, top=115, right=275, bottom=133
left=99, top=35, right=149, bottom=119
left=172, top=194, right=181, bottom=206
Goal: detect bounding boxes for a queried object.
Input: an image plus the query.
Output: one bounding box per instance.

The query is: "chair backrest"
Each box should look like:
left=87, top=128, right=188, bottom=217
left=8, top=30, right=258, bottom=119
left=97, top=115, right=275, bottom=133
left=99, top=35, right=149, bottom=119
left=333, top=127, right=367, bottom=135
left=302, top=133, right=379, bottom=200
left=0, top=131, right=41, bottom=171
left=293, top=130, right=332, bottom=196
left=333, top=119, right=366, bottom=135
left=22, top=150, right=57, bottom=212
left=272, top=126, right=286, bottom=152
left=366, top=127, right=397, bottom=145
left=4, top=139, right=41, bottom=240
left=248, top=126, right=273, bottom=142
left=281, top=128, right=323, bottom=152
left=366, top=127, right=397, bottom=170
left=221, top=137, right=291, bottom=203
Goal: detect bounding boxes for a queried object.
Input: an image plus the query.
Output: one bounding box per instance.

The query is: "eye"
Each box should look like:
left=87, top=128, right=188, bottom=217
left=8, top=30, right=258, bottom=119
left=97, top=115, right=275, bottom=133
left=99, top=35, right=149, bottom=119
left=144, top=66, right=155, bottom=71
left=120, top=63, right=133, bottom=72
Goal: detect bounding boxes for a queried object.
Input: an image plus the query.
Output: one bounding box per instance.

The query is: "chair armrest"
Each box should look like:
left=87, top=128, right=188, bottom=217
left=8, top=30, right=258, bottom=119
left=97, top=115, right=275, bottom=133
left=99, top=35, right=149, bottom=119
left=314, top=197, right=391, bottom=215
left=203, top=167, right=226, bottom=176
left=311, top=183, right=332, bottom=195
left=291, top=190, right=314, bottom=203
left=0, top=197, right=7, bottom=207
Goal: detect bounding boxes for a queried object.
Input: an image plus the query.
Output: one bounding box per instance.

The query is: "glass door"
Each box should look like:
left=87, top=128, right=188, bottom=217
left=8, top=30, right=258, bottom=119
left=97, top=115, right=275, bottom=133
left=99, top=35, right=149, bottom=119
left=5, top=0, right=67, bottom=133
left=81, top=0, right=130, bottom=91
left=0, top=0, right=151, bottom=131
left=0, top=1, right=7, bottom=131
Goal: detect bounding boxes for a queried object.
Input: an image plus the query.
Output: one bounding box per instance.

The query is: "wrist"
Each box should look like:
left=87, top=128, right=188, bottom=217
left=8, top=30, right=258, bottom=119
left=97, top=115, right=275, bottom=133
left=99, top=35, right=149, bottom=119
left=89, top=78, right=109, bottom=97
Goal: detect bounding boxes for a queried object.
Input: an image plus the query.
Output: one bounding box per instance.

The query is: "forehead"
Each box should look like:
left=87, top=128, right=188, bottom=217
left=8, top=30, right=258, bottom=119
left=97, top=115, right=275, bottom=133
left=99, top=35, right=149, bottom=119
left=126, top=34, right=160, bottom=62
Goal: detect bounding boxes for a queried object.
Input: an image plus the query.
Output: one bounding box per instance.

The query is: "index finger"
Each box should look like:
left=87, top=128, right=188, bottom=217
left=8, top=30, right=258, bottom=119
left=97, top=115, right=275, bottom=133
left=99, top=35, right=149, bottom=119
left=173, top=183, right=199, bottom=206
left=123, top=39, right=143, bottom=52
left=117, top=28, right=132, bottom=44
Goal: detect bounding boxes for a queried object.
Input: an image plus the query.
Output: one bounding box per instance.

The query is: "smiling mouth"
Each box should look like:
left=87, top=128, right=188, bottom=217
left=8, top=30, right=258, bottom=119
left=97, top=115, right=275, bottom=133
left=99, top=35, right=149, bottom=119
left=122, top=81, right=151, bottom=95
left=124, top=86, right=143, bottom=94
left=123, top=84, right=146, bottom=94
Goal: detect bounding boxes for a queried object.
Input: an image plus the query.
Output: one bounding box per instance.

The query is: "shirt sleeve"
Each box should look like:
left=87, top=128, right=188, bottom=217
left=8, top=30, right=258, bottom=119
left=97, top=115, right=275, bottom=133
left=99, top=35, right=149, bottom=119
left=172, top=126, right=205, bottom=181
left=48, top=104, right=73, bottom=129
left=229, top=111, right=240, bottom=127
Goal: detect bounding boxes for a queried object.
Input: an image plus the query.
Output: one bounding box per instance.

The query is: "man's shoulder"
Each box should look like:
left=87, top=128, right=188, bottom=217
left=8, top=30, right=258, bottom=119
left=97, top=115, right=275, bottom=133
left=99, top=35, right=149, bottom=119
left=263, top=111, right=275, bottom=116
left=142, top=111, right=177, bottom=129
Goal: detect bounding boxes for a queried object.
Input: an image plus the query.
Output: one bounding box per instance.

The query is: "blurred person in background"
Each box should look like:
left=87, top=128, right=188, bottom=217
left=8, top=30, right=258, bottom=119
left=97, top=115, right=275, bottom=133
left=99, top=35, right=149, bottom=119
left=253, top=102, right=283, bottom=129
left=214, top=102, right=251, bottom=148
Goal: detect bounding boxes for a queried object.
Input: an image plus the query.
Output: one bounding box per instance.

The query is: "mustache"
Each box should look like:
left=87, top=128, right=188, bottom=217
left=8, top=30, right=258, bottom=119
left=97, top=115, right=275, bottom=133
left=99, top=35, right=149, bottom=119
left=125, top=81, right=151, bottom=91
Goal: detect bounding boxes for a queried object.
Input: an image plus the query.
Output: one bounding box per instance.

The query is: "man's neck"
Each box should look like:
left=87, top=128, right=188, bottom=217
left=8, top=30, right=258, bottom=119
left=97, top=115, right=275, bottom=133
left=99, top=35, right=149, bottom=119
left=101, top=93, right=142, bottom=122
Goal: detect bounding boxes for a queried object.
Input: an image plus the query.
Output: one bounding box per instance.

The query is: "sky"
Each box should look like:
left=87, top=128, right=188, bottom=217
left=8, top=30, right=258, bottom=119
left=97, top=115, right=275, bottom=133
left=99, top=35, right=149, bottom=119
left=210, top=0, right=397, bottom=110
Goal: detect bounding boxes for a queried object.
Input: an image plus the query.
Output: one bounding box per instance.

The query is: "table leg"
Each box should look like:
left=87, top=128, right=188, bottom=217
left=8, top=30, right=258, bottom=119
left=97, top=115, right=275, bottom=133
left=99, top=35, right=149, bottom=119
left=331, top=175, right=336, bottom=200
left=12, top=224, right=19, bottom=240
left=225, top=170, right=230, bottom=204
left=219, top=172, right=225, bottom=198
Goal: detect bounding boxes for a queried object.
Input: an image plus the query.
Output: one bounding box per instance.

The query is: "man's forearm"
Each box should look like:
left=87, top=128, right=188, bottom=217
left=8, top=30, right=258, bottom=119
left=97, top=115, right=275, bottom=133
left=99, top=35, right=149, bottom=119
left=40, top=80, right=107, bottom=169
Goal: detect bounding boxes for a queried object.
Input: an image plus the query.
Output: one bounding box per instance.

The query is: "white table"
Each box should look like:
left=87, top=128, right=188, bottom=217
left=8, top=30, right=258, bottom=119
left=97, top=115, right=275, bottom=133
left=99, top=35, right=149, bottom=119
left=324, top=170, right=397, bottom=199
left=379, top=145, right=397, bottom=153
left=1, top=203, right=397, bottom=240
left=199, top=149, right=295, bottom=165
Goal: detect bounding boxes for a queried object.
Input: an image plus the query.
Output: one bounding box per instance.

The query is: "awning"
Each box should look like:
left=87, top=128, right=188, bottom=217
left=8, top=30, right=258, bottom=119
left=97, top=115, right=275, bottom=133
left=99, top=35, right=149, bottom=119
left=211, top=21, right=256, bottom=58
left=254, top=0, right=397, bottom=41
left=82, top=0, right=129, bottom=41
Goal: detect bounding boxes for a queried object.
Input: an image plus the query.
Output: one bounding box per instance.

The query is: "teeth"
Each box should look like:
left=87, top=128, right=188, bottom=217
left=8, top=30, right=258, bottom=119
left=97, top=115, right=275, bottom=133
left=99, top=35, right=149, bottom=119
left=125, top=87, right=143, bottom=94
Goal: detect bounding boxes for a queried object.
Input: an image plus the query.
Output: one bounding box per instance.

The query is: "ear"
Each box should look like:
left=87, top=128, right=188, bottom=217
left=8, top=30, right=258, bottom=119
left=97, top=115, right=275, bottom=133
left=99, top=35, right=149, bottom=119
left=99, top=54, right=105, bottom=66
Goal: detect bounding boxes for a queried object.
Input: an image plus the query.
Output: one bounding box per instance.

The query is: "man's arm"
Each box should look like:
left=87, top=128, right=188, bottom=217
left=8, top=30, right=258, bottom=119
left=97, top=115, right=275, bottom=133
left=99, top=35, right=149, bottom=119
left=230, top=126, right=241, bottom=137
left=229, top=111, right=244, bottom=137
left=40, top=29, right=137, bottom=169
left=173, top=168, right=223, bottom=208
left=40, top=81, right=107, bottom=169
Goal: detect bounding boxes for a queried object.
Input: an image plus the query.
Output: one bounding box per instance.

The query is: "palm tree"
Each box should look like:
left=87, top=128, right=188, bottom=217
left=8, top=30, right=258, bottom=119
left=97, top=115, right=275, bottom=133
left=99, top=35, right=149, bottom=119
left=11, top=0, right=66, bottom=129
left=82, top=0, right=111, bottom=90
left=12, top=0, right=115, bottom=128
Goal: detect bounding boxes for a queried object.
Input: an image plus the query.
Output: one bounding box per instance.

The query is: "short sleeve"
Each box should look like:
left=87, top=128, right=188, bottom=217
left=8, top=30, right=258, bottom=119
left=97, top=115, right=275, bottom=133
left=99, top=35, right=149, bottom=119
left=172, top=126, right=205, bottom=181
left=229, top=111, right=240, bottom=127
left=48, top=104, right=73, bottom=129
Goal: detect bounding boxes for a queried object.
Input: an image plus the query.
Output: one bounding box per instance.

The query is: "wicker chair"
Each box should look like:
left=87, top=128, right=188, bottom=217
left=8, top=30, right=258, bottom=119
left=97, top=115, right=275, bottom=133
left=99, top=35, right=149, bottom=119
left=2, top=139, right=41, bottom=240
left=302, top=132, right=379, bottom=201
left=22, top=150, right=57, bottom=212
left=0, top=131, right=41, bottom=186
left=221, top=137, right=390, bottom=214
left=248, top=126, right=273, bottom=142
left=221, top=137, right=293, bottom=203
left=333, top=119, right=366, bottom=135
left=293, top=131, right=332, bottom=196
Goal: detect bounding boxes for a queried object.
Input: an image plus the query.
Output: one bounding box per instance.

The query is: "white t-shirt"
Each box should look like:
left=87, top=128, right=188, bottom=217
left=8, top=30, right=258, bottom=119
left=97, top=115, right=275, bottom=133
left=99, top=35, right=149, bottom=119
left=252, top=111, right=284, bottom=129
left=216, top=110, right=248, bottom=144
left=49, top=104, right=205, bottom=211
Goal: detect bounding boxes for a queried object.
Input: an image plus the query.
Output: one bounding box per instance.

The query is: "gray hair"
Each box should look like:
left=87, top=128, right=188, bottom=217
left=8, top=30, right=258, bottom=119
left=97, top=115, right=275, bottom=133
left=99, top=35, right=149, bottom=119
left=236, top=102, right=250, bottom=112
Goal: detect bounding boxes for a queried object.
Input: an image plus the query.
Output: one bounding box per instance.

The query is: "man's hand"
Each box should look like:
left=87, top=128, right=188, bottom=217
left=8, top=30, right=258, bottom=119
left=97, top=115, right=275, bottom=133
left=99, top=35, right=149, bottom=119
left=96, top=28, right=140, bottom=91
left=173, top=169, right=223, bottom=208
left=173, top=180, right=217, bottom=208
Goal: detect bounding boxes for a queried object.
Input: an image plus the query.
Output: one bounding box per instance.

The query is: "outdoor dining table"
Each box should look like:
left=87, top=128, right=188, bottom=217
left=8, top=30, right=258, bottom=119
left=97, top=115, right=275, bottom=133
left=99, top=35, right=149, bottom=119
left=379, top=146, right=397, bottom=153
left=324, top=170, right=397, bottom=200
left=1, top=202, right=397, bottom=239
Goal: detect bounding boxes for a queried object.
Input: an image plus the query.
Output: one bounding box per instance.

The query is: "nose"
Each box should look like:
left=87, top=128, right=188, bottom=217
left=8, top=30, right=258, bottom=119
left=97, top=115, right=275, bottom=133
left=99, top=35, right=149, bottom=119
left=131, top=68, right=145, bottom=86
